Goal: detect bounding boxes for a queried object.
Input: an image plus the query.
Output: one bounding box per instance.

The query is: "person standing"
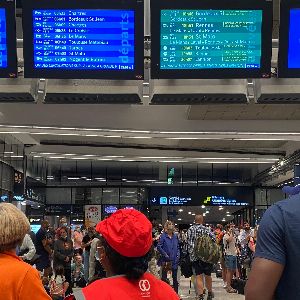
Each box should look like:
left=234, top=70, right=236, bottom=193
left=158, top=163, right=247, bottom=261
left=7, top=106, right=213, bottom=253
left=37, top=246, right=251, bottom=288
left=187, top=215, right=215, bottom=300
left=81, top=226, right=96, bottom=282
left=36, top=220, right=53, bottom=277
left=0, top=203, right=51, bottom=300
left=70, top=209, right=179, bottom=300
left=53, top=226, right=73, bottom=295
left=19, top=233, right=36, bottom=263
left=73, top=226, right=83, bottom=256
left=223, top=223, right=239, bottom=293
left=245, top=192, right=300, bottom=300
left=157, top=220, right=180, bottom=294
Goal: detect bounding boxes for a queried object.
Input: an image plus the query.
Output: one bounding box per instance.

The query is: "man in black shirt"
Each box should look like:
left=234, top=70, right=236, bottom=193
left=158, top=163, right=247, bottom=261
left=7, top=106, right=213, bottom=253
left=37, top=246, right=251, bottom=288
left=82, top=226, right=96, bottom=282
left=35, top=220, right=53, bottom=277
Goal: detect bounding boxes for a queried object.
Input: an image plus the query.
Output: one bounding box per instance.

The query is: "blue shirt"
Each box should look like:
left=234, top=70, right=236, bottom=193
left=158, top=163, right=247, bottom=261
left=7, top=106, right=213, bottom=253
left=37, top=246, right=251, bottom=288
left=255, top=193, right=300, bottom=300
left=157, top=232, right=180, bottom=269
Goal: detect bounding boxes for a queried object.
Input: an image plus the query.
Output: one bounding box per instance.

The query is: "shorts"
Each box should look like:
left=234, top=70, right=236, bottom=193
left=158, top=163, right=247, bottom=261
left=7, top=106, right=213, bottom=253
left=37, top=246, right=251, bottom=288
left=225, top=255, right=237, bottom=270
left=192, top=260, right=214, bottom=276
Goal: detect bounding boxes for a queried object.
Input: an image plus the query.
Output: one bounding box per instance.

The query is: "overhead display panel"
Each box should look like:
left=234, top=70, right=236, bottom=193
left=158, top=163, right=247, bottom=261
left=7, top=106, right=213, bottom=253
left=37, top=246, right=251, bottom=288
left=0, top=0, right=17, bottom=78
left=278, top=0, right=300, bottom=78
left=149, top=186, right=253, bottom=206
left=151, top=0, right=273, bottom=79
left=23, top=0, right=144, bottom=79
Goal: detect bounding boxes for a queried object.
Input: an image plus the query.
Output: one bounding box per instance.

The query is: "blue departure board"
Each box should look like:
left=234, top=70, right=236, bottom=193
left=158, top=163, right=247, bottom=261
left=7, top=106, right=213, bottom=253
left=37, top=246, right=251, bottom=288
left=160, top=10, right=263, bottom=70
left=0, top=8, right=7, bottom=68
left=32, top=9, right=135, bottom=70
left=288, top=9, right=300, bottom=68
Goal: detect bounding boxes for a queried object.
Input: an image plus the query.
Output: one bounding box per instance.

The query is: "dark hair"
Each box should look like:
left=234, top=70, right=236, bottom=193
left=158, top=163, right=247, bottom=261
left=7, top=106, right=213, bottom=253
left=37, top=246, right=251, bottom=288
left=99, top=236, right=153, bottom=280
left=54, top=265, right=65, bottom=279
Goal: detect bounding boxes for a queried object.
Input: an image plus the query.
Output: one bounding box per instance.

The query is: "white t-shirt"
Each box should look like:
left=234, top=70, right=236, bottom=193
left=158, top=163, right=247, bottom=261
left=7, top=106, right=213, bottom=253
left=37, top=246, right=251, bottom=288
left=223, top=233, right=237, bottom=256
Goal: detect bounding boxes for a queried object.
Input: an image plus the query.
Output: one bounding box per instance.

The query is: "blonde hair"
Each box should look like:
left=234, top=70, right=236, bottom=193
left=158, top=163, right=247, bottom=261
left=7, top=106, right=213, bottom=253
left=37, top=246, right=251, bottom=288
left=164, top=220, right=174, bottom=232
left=0, top=203, right=30, bottom=252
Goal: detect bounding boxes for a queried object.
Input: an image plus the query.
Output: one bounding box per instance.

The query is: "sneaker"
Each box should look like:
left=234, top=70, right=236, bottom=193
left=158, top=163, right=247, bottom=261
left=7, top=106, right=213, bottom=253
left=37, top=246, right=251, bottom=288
left=198, top=295, right=205, bottom=300
left=207, top=292, right=213, bottom=300
left=223, top=283, right=227, bottom=288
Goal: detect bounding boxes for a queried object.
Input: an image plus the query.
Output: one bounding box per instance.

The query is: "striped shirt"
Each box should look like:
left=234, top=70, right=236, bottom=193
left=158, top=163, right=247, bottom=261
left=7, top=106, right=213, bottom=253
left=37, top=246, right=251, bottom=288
left=187, top=224, right=216, bottom=262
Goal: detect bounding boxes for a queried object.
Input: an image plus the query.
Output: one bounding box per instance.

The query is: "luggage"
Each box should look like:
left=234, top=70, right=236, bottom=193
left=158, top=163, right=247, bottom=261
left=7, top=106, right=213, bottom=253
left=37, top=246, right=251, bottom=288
left=231, top=278, right=246, bottom=295
left=215, top=263, right=223, bottom=278
left=180, top=255, right=193, bottom=278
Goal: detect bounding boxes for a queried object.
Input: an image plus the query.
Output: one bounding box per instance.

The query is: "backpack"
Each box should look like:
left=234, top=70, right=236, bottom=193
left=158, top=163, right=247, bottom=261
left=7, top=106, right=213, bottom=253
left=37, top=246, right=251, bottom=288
left=194, top=234, right=221, bottom=265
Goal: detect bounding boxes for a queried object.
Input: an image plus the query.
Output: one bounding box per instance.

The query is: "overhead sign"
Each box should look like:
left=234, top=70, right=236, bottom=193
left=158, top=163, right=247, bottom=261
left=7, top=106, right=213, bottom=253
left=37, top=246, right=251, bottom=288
left=149, top=186, right=253, bottom=206
left=203, top=195, right=249, bottom=206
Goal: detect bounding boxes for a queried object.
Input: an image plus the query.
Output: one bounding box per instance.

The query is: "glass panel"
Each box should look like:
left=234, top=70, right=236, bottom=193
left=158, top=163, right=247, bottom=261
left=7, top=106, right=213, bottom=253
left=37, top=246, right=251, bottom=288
left=120, top=188, right=140, bottom=205
left=107, top=164, right=121, bottom=184
left=102, top=188, right=119, bottom=204
left=91, top=188, right=103, bottom=204
left=198, top=164, right=212, bottom=185
left=182, top=164, right=197, bottom=186
left=91, top=161, right=106, bottom=184
left=122, top=163, right=138, bottom=185
left=46, top=188, right=71, bottom=204
left=61, top=160, right=77, bottom=183
left=47, top=161, right=61, bottom=183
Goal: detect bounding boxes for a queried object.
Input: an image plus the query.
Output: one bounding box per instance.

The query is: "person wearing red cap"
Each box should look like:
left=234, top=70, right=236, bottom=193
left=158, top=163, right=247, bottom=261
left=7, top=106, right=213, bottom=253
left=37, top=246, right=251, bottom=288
left=69, top=209, right=180, bottom=300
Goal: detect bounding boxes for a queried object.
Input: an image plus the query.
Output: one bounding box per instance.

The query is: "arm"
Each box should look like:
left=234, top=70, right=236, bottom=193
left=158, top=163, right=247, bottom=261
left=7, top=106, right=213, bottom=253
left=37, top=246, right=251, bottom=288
left=157, top=235, right=169, bottom=260
left=245, top=205, right=286, bottom=300
left=81, top=236, right=92, bottom=249
left=245, top=258, right=284, bottom=300
left=42, top=237, right=53, bottom=256
left=89, top=238, right=98, bottom=280
left=22, top=235, right=36, bottom=261
left=54, top=241, right=67, bottom=261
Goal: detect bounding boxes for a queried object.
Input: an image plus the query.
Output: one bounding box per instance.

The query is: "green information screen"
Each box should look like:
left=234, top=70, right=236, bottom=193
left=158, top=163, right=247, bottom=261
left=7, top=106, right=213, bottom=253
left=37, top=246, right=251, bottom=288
left=160, top=9, right=263, bottom=70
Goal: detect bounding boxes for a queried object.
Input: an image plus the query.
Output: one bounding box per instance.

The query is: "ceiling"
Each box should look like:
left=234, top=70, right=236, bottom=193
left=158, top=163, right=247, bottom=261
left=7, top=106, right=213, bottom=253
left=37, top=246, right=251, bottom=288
left=0, top=0, right=298, bottom=186
left=163, top=206, right=239, bottom=225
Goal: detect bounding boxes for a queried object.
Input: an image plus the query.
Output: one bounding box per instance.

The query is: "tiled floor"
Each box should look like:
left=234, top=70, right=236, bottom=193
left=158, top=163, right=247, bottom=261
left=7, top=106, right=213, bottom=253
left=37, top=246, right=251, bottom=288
left=178, top=275, right=245, bottom=300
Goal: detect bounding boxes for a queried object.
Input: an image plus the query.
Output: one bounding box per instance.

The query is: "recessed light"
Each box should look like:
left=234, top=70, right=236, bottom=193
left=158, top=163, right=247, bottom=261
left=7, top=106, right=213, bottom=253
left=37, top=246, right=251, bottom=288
left=192, top=213, right=195, bottom=216
left=188, top=212, right=192, bottom=214
left=179, top=209, right=183, bottom=212
left=201, top=205, right=205, bottom=209
left=178, top=218, right=182, bottom=221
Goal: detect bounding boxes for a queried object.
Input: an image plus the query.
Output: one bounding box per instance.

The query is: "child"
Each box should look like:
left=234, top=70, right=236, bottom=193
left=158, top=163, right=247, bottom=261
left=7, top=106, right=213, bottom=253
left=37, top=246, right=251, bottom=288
left=49, top=265, right=69, bottom=300
left=71, top=255, right=86, bottom=288
left=42, top=277, right=50, bottom=296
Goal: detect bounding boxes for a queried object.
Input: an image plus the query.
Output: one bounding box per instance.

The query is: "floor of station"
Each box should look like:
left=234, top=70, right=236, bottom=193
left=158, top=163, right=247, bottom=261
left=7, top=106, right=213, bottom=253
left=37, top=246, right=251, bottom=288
left=178, top=275, right=245, bottom=300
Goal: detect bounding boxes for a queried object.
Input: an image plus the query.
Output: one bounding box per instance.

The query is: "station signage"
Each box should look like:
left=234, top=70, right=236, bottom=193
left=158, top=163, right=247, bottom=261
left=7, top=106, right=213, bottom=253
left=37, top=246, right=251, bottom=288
left=149, top=186, right=253, bottom=206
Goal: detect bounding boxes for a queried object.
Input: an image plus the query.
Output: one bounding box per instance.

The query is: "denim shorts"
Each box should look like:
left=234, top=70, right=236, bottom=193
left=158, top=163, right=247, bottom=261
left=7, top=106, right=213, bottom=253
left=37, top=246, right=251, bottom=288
left=225, top=255, right=237, bottom=270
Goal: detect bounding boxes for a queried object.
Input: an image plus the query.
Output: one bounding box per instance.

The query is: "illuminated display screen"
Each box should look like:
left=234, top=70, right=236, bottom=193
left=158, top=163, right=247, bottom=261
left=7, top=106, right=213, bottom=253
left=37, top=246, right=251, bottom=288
left=288, top=9, right=300, bottom=68
left=32, top=9, right=135, bottom=71
left=160, top=9, right=263, bottom=70
left=149, top=187, right=253, bottom=206
left=0, top=8, right=7, bottom=68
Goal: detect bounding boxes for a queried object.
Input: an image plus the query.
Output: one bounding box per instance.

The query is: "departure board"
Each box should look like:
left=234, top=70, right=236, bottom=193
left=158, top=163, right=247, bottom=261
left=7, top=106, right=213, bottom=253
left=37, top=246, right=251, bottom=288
left=288, top=9, right=300, bottom=68
left=160, top=10, right=263, bottom=70
left=32, top=9, right=135, bottom=70
left=0, top=8, right=7, bottom=68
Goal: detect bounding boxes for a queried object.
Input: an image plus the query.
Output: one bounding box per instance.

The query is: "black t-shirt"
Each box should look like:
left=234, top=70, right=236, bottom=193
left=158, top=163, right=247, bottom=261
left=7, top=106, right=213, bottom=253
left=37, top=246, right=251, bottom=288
left=35, top=228, right=48, bottom=256
left=82, top=234, right=93, bottom=252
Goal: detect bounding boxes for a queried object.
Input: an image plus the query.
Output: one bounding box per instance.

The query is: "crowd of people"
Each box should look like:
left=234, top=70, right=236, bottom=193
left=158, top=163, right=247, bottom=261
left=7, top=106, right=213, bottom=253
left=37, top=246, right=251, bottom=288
left=0, top=202, right=261, bottom=300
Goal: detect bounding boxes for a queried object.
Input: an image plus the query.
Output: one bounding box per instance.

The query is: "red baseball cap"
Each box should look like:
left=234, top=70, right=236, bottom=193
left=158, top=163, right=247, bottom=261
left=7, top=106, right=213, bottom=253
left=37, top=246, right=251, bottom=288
left=96, top=209, right=153, bottom=258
